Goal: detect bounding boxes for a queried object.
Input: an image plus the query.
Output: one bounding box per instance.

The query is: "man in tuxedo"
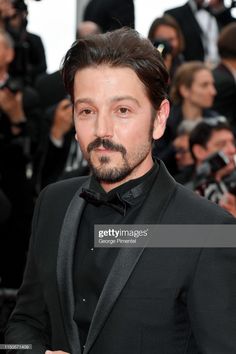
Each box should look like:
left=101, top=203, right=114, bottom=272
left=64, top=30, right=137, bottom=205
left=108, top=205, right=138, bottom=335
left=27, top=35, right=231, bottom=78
left=165, top=0, right=235, bottom=63
left=5, top=28, right=236, bottom=354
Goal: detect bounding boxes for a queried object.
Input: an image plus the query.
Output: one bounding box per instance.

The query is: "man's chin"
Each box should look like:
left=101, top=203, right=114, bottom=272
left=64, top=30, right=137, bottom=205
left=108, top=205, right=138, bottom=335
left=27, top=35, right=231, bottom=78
left=90, top=163, right=132, bottom=184
left=89, top=154, right=119, bottom=170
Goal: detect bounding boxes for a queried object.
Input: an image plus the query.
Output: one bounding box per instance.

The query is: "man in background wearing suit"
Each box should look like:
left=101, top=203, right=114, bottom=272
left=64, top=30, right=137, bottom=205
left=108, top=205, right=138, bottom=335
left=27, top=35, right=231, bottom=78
left=5, top=28, right=236, bottom=354
left=83, top=0, right=134, bottom=32
left=165, top=0, right=235, bottom=63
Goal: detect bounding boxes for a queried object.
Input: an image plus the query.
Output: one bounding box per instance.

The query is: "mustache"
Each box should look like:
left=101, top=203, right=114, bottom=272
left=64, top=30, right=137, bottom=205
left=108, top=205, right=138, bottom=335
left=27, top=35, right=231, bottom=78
left=87, top=138, right=127, bottom=156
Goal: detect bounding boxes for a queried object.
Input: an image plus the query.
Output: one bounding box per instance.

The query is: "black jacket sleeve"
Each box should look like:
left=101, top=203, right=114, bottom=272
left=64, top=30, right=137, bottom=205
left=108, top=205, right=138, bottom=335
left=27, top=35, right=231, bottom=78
left=5, top=187, right=51, bottom=354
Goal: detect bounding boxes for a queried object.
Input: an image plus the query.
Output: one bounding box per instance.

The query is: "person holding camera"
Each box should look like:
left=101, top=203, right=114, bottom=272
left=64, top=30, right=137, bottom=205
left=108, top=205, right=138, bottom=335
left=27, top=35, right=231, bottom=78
left=1, top=0, right=47, bottom=85
left=148, top=15, right=185, bottom=82
left=0, top=28, right=42, bottom=288
left=189, top=118, right=236, bottom=216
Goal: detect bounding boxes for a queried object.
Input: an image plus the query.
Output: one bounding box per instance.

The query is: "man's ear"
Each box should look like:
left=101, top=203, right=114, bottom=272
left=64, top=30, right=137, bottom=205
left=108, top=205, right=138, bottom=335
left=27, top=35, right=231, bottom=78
left=153, top=99, right=170, bottom=140
left=75, top=133, right=78, bottom=141
left=192, top=144, right=208, bottom=162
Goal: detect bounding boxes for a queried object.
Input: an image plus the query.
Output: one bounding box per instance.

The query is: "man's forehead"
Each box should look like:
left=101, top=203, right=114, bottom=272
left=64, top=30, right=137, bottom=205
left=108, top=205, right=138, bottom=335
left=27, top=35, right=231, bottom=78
left=74, top=65, right=138, bottom=78
left=73, top=65, right=149, bottom=103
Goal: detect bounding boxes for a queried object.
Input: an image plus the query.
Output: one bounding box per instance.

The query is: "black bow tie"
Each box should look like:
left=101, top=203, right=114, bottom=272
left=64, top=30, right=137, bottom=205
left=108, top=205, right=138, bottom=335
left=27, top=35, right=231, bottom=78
left=80, top=188, right=130, bottom=215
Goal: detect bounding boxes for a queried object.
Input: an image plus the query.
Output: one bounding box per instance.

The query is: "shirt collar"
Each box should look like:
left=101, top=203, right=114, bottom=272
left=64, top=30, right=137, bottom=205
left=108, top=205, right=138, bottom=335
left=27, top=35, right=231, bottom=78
left=90, top=160, right=159, bottom=203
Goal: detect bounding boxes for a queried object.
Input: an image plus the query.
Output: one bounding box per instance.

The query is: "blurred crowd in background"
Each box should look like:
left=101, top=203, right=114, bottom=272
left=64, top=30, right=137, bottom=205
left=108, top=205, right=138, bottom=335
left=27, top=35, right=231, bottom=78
left=0, top=0, right=236, bottom=339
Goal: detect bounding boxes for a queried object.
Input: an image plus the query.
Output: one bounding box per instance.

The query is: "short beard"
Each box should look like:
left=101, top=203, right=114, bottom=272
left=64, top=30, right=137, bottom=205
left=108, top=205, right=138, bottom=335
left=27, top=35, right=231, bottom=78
left=90, top=156, right=133, bottom=183
left=87, top=138, right=150, bottom=184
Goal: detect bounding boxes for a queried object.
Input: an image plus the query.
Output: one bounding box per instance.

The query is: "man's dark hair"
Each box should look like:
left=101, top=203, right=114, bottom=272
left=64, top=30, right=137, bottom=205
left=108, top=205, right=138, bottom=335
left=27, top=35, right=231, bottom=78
left=218, top=23, right=236, bottom=59
left=61, top=27, right=169, bottom=109
left=189, top=119, right=233, bottom=159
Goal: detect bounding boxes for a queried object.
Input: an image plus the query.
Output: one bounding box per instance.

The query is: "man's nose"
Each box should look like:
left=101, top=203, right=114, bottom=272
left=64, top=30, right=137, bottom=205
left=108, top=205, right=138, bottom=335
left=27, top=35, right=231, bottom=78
left=95, top=113, right=113, bottom=138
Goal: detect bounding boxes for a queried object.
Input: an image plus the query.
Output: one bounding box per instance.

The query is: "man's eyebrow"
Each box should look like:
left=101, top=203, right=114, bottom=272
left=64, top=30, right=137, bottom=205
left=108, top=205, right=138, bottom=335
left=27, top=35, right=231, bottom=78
left=74, top=98, right=93, bottom=106
left=74, top=96, right=141, bottom=107
left=111, top=96, right=141, bottom=107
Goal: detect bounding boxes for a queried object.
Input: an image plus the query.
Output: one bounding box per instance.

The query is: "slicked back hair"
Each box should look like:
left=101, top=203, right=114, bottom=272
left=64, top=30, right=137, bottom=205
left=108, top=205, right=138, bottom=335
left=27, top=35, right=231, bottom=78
left=61, top=27, right=169, bottom=110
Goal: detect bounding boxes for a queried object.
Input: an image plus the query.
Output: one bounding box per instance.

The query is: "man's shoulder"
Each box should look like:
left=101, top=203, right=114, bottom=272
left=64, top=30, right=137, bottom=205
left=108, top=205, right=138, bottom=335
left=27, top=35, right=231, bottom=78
left=169, top=183, right=236, bottom=224
left=38, top=176, right=90, bottom=209
left=43, top=176, right=89, bottom=195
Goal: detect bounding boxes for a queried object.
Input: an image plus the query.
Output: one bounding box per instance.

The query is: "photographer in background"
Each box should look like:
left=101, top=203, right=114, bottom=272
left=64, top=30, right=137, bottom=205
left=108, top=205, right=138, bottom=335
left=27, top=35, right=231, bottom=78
left=2, top=0, right=46, bottom=85
left=148, top=15, right=185, bottom=82
left=189, top=118, right=236, bottom=216
left=0, top=28, right=42, bottom=288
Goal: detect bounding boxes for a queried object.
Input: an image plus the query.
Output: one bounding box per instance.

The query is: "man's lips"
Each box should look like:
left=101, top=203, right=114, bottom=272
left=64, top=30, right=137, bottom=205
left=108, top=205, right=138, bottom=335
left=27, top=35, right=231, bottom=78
left=93, top=147, right=117, bottom=153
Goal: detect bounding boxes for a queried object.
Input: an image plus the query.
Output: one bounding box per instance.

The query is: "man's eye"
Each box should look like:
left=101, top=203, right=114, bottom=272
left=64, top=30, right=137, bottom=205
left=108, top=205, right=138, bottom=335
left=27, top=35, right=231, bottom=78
left=118, top=107, right=129, bottom=114
left=78, top=108, right=93, bottom=116
left=81, top=109, right=92, bottom=114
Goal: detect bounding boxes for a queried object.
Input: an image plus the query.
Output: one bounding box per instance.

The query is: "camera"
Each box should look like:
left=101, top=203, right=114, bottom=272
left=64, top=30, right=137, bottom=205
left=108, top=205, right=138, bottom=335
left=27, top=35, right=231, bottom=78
left=194, top=151, right=236, bottom=197
left=153, top=38, right=173, bottom=59
left=196, top=151, right=229, bottom=177
left=223, top=169, right=236, bottom=195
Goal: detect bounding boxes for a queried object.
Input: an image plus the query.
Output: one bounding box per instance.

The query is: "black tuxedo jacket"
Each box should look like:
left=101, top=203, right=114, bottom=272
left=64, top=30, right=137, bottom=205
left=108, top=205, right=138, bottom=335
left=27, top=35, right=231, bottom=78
left=83, top=0, right=135, bottom=33
left=6, top=161, right=236, bottom=354
left=165, top=2, right=235, bottom=62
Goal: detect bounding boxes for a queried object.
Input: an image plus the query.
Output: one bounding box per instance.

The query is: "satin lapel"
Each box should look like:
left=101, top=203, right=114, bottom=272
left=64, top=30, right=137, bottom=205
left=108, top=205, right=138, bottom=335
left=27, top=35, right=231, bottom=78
left=83, top=247, right=145, bottom=354
left=57, top=177, right=91, bottom=354
left=84, top=161, right=177, bottom=353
